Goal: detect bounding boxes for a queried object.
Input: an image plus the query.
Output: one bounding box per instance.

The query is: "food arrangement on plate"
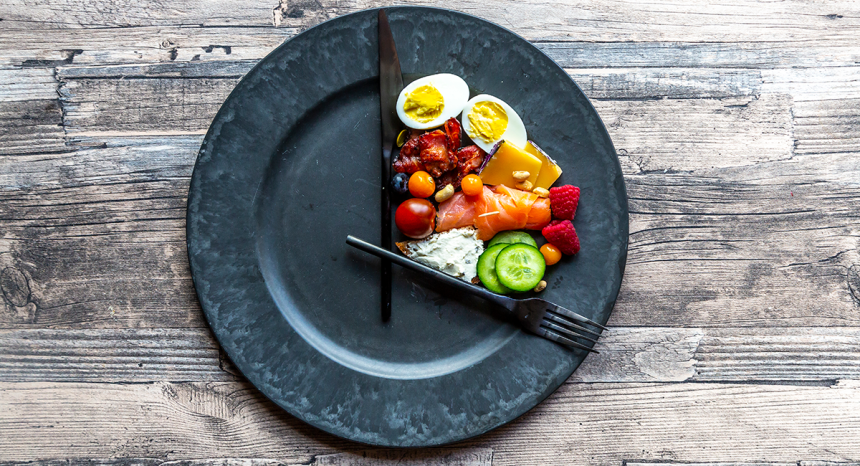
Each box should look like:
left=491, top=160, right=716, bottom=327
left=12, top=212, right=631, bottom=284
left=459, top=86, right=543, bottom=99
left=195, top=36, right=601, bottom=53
left=391, top=73, right=582, bottom=294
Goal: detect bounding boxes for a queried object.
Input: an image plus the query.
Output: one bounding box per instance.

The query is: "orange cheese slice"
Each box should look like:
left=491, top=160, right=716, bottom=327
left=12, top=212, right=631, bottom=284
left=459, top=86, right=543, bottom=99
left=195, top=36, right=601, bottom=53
left=525, top=141, right=563, bottom=190
left=478, top=141, right=542, bottom=189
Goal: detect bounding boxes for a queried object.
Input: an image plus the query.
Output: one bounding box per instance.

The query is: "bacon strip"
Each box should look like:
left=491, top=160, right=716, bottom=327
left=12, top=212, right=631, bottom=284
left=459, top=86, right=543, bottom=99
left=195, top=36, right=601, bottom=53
left=444, top=117, right=461, bottom=152
left=418, top=130, right=456, bottom=178
left=393, top=137, right=424, bottom=174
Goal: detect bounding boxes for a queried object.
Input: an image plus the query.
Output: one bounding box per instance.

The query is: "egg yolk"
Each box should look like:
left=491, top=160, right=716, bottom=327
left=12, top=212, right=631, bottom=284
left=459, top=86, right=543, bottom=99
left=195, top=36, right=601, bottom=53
left=466, top=101, right=508, bottom=143
left=403, top=85, right=445, bottom=123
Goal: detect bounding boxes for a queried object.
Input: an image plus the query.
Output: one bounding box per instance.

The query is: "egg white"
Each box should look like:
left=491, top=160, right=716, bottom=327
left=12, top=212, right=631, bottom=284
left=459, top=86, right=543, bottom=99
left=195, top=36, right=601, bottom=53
left=396, top=74, right=469, bottom=130
left=460, top=94, right=527, bottom=153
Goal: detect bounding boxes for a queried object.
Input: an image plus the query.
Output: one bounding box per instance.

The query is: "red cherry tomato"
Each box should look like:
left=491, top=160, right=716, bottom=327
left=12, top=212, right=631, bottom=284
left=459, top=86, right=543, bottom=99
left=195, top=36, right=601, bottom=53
left=395, top=198, right=436, bottom=239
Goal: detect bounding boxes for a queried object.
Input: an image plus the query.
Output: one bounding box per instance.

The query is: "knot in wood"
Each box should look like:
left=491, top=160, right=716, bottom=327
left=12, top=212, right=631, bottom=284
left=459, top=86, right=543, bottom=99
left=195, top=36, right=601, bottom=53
left=1, top=267, right=31, bottom=307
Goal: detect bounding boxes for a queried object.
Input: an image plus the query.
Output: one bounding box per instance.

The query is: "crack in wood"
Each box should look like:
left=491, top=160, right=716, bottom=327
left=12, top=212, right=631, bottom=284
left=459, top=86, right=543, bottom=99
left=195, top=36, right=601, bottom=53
left=848, top=265, right=860, bottom=306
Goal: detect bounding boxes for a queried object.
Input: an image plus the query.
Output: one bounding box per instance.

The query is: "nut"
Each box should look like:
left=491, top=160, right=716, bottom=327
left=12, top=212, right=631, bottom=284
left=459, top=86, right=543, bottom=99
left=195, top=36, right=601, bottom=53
left=534, top=280, right=547, bottom=292
left=515, top=180, right=533, bottom=191
left=471, top=276, right=481, bottom=285
left=512, top=171, right=531, bottom=181
left=434, top=184, right=455, bottom=202
left=533, top=187, right=549, bottom=198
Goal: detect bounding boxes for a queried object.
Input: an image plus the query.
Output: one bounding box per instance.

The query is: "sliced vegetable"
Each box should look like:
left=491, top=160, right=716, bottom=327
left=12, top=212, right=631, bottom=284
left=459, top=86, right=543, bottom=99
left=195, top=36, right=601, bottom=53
left=487, top=231, right=538, bottom=249
left=495, top=244, right=546, bottom=292
left=476, top=244, right=512, bottom=294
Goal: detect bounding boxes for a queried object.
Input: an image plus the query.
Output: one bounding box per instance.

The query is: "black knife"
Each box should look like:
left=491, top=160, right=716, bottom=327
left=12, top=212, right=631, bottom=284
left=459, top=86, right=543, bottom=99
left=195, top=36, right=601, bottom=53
left=378, top=10, right=403, bottom=323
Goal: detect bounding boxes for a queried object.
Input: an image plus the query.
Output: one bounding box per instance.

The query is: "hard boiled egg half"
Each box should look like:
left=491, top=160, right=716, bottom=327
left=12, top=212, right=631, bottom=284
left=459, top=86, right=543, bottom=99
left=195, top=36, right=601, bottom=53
left=396, top=74, right=469, bottom=130
left=460, top=94, right=527, bottom=153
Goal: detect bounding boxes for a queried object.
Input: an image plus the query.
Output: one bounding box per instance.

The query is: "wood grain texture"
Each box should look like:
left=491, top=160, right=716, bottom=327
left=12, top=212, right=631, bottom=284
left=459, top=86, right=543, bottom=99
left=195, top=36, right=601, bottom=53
left=1, top=381, right=859, bottom=464
left=0, top=99, right=66, bottom=155
left=630, top=463, right=860, bottom=466
left=5, top=326, right=860, bottom=383
left=2, top=32, right=860, bottom=71
left=2, top=0, right=860, bottom=461
left=313, top=450, right=493, bottom=466
left=0, top=328, right=231, bottom=382
left=59, top=78, right=237, bottom=135
left=3, top=0, right=860, bottom=44
left=618, top=151, right=860, bottom=327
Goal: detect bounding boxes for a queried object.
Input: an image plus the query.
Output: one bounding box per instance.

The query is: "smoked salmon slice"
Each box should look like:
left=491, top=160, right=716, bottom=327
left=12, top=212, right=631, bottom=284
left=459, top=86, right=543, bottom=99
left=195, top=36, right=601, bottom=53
left=436, top=185, right=552, bottom=241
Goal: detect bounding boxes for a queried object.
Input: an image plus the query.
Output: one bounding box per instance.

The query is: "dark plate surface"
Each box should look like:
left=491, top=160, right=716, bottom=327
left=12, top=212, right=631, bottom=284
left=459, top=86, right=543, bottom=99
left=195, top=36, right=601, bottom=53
left=187, top=6, right=628, bottom=447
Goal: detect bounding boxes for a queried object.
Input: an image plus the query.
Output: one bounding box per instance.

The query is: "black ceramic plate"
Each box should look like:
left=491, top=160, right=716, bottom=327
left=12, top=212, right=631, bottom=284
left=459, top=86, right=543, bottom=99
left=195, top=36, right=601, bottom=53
left=187, top=7, right=627, bottom=447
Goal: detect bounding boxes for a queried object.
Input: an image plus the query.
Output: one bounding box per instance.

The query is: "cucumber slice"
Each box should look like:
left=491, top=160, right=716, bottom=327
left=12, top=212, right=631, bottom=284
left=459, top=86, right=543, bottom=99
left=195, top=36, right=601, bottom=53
left=476, top=244, right=513, bottom=294
left=486, top=231, right=538, bottom=249
left=495, top=244, right=546, bottom=292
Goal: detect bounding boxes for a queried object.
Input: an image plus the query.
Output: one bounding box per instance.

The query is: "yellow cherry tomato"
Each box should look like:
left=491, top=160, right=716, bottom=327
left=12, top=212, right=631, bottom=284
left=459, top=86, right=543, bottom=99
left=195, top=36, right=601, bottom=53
left=540, top=243, right=562, bottom=266
left=460, top=174, right=484, bottom=196
left=408, top=171, right=435, bottom=198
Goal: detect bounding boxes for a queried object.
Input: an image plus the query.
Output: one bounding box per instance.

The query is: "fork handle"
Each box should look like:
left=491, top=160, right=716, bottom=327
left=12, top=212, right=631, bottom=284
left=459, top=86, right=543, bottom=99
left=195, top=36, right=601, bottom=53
left=346, top=235, right=514, bottom=310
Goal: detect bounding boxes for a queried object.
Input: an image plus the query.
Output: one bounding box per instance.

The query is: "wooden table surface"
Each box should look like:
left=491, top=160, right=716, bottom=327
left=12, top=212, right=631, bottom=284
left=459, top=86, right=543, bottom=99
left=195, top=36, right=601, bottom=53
left=2, top=1, right=860, bottom=464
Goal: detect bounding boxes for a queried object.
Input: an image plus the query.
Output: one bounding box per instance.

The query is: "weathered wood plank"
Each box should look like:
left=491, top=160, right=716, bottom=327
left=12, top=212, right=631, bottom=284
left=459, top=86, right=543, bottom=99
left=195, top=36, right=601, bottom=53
left=618, top=151, right=860, bottom=326
left=0, top=210, right=201, bottom=329
left=1, top=381, right=858, bottom=463
left=0, top=99, right=66, bottom=155
left=578, top=327, right=860, bottom=383
left=0, top=138, right=201, bottom=328
left=0, top=27, right=290, bottom=68
left=4, top=327, right=860, bottom=383
left=793, top=98, right=860, bottom=156
left=58, top=78, right=237, bottom=135
left=541, top=41, right=860, bottom=69
left=3, top=0, right=860, bottom=44
left=763, top=67, right=860, bottom=101
left=0, top=460, right=164, bottom=466
left=0, top=455, right=495, bottom=466
left=801, top=462, right=860, bottom=466
left=0, top=69, right=65, bottom=156
left=0, top=68, right=57, bottom=102
left=0, top=136, right=198, bottom=190
left=313, top=450, right=494, bottom=466
left=628, top=463, right=796, bottom=466
left=599, top=94, right=793, bottom=173
left=0, top=328, right=231, bottom=382
left=6, top=33, right=860, bottom=71
left=569, top=68, right=761, bottom=99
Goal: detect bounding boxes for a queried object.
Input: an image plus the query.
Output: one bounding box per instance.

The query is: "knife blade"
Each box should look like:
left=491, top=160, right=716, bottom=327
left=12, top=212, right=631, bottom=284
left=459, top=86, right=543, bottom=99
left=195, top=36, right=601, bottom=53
left=378, top=9, right=403, bottom=323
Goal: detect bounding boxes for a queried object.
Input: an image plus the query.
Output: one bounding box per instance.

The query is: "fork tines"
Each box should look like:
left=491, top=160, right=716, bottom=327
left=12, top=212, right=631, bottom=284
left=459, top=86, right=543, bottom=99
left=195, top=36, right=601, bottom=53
left=538, top=303, right=606, bottom=353
left=548, top=304, right=608, bottom=331
left=537, top=327, right=599, bottom=353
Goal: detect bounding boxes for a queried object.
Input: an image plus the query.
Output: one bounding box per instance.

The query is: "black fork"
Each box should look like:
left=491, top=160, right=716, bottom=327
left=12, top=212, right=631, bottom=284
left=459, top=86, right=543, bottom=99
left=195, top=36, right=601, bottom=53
left=346, top=235, right=606, bottom=353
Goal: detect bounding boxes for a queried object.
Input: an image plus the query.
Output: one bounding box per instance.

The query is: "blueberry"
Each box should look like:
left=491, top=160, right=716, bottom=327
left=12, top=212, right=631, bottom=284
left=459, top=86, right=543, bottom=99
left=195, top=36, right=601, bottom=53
left=391, top=172, right=410, bottom=194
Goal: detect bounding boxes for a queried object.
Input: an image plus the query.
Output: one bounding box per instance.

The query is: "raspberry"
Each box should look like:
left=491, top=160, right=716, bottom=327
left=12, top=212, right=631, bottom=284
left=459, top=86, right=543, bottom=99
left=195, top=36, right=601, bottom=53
left=549, top=185, right=580, bottom=220
left=542, top=220, right=580, bottom=255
